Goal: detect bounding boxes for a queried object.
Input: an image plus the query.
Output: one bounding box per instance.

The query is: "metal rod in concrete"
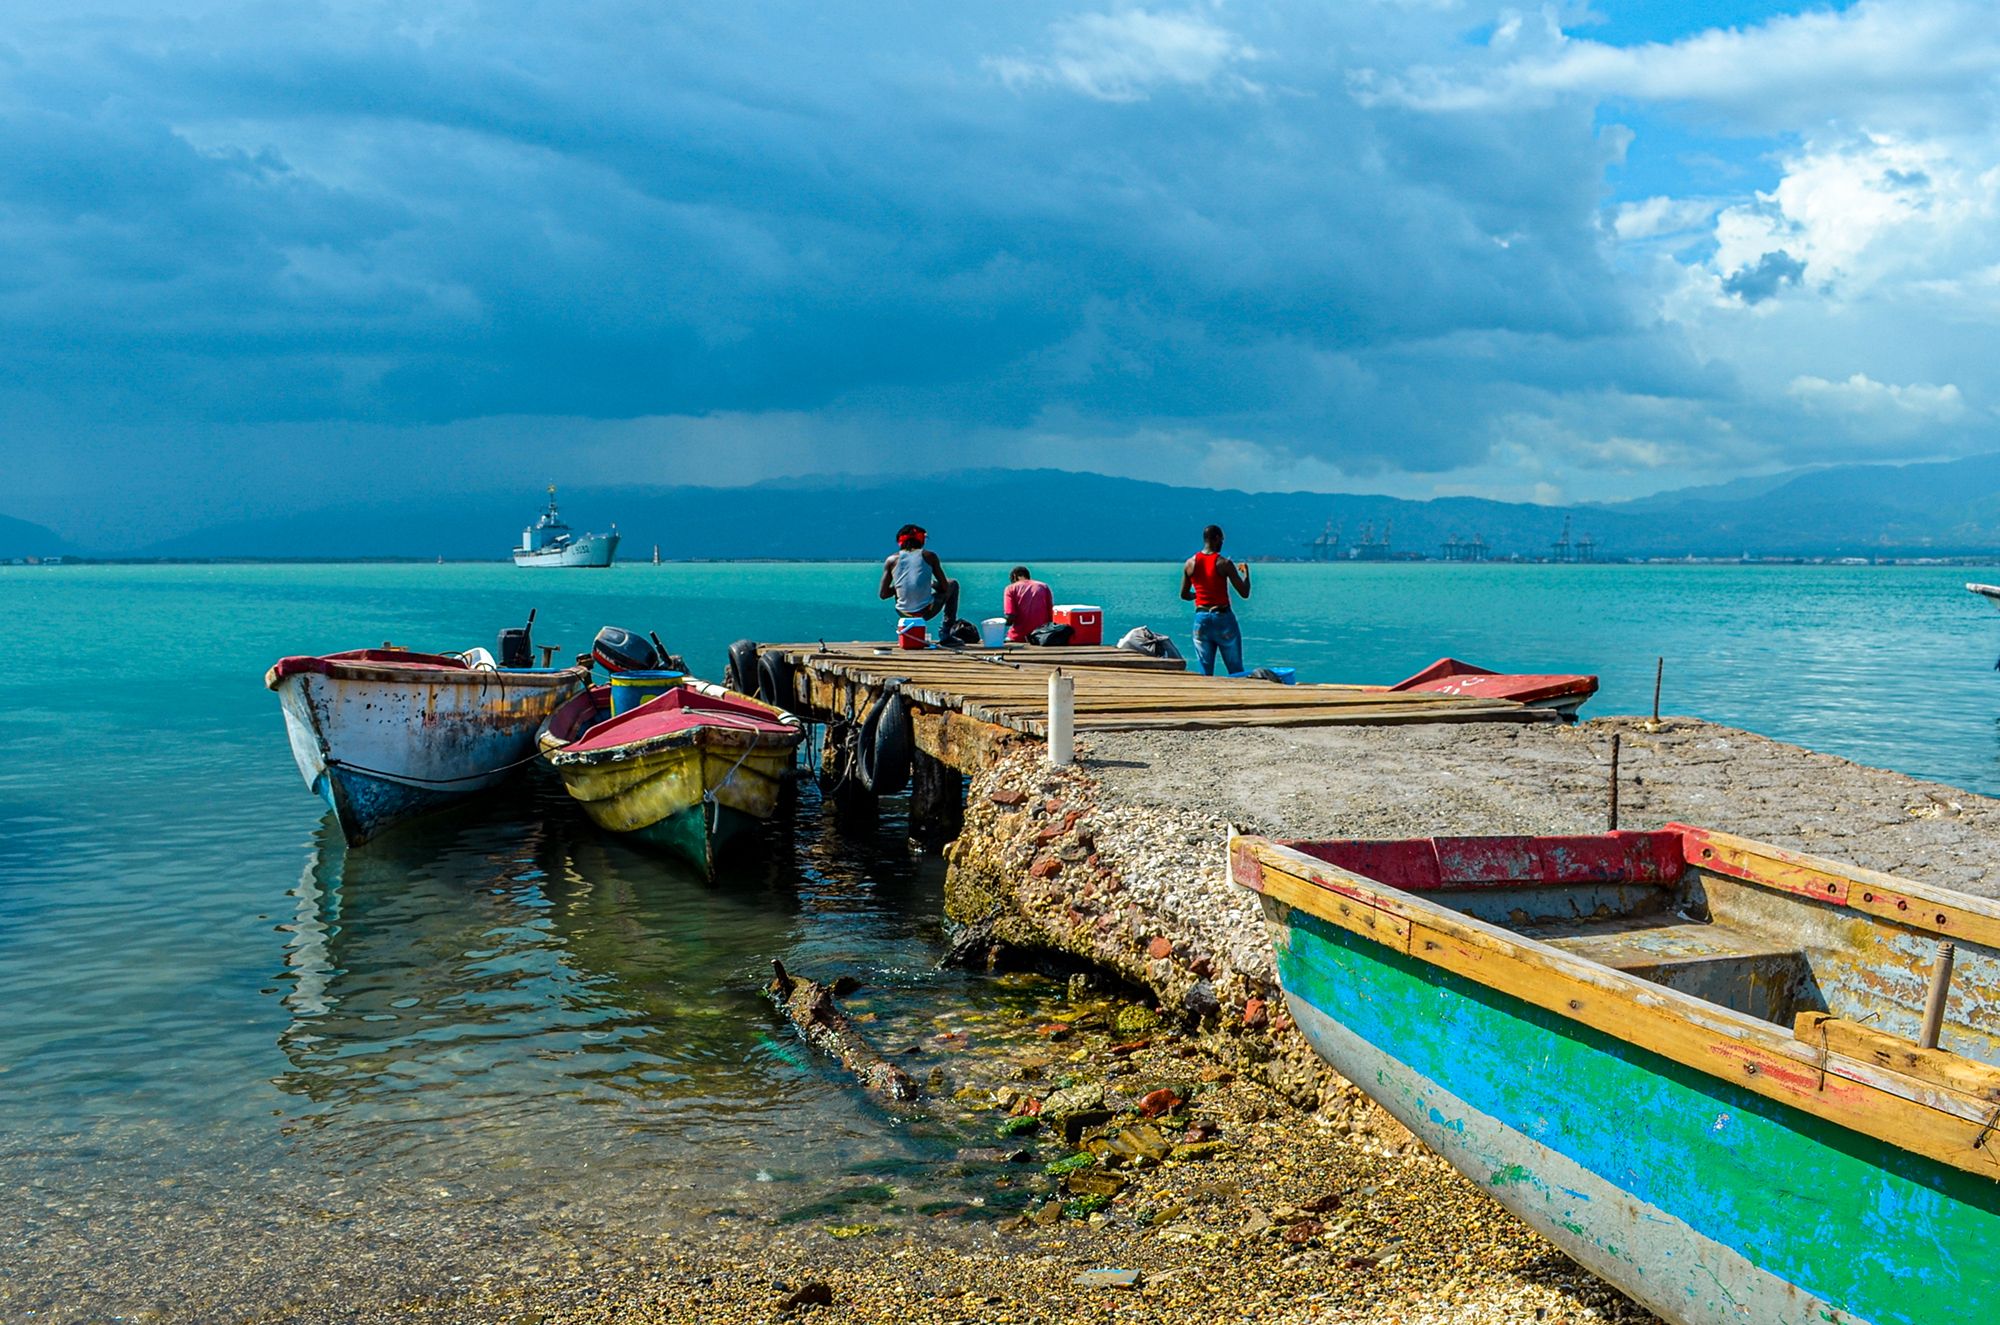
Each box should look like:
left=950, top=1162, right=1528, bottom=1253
left=1048, top=669, right=1075, bottom=767
left=1653, top=657, right=1664, bottom=725
left=1920, top=941, right=1957, bottom=1050
left=1607, top=733, right=1621, bottom=832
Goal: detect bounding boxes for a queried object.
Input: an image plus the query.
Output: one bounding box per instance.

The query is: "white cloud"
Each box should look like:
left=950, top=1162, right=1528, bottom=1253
left=1358, top=0, right=2000, bottom=132
left=1789, top=373, right=1967, bottom=423
left=990, top=8, right=1257, bottom=102
left=1613, top=195, right=1719, bottom=242
left=1706, top=135, right=2000, bottom=298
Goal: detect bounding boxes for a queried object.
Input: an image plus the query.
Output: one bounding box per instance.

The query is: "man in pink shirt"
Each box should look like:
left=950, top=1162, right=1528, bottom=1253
left=1002, top=566, right=1054, bottom=642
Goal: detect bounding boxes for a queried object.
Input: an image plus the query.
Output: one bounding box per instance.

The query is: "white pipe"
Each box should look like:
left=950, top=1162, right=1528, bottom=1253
left=1047, top=670, right=1074, bottom=767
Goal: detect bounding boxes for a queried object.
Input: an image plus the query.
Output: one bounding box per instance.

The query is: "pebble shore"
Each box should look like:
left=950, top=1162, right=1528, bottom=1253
left=355, top=1001, right=1655, bottom=1325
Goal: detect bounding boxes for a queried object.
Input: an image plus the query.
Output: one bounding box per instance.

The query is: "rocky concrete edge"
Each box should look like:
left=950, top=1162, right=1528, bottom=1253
left=942, top=743, right=1350, bottom=1115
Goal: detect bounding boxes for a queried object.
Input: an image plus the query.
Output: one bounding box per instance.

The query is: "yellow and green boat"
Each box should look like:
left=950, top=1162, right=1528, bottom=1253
left=540, top=680, right=803, bottom=874
left=1233, top=825, right=2000, bottom=1325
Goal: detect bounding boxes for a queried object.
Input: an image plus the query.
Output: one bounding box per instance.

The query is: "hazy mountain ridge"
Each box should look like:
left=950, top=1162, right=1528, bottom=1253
left=21, top=451, right=2000, bottom=560
left=0, top=514, right=77, bottom=559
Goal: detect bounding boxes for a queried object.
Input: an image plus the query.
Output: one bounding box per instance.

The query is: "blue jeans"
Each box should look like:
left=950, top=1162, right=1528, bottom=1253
left=1193, top=609, right=1242, bottom=676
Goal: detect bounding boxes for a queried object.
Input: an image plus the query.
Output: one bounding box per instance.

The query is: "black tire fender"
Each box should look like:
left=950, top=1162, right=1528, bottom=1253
left=757, top=653, right=795, bottom=712
left=725, top=640, right=758, bottom=695
left=856, top=690, right=913, bottom=796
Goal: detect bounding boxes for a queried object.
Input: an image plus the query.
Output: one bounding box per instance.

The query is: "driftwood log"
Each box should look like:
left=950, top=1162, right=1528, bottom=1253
left=767, top=960, right=921, bottom=1102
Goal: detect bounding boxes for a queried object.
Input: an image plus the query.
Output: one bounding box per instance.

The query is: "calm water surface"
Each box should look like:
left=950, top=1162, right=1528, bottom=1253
left=2, top=561, right=1997, bottom=1316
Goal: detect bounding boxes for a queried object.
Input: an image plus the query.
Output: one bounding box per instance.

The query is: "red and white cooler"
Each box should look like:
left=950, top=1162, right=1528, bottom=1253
left=1052, top=604, right=1103, bottom=646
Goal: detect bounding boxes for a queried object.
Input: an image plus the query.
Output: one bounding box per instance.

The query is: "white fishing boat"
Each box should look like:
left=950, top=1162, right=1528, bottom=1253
left=1966, top=582, right=2000, bottom=610
left=266, top=647, right=588, bottom=845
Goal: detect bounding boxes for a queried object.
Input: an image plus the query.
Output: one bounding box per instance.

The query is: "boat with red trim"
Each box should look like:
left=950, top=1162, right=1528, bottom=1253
left=1381, top=656, right=1598, bottom=718
left=1233, top=825, right=2000, bottom=1325
left=539, top=680, right=803, bottom=875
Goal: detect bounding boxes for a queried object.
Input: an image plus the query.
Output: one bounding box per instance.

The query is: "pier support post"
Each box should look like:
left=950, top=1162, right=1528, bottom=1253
left=910, top=750, right=964, bottom=848
left=816, top=723, right=878, bottom=821
left=1048, top=670, right=1075, bottom=768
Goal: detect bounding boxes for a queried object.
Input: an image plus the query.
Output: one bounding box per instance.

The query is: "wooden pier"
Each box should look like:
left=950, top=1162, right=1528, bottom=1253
left=758, top=640, right=1555, bottom=741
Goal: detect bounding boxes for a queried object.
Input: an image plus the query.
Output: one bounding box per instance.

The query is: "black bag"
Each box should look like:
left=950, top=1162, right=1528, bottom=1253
left=1028, top=622, right=1074, bottom=647
left=939, top=617, right=981, bottom=646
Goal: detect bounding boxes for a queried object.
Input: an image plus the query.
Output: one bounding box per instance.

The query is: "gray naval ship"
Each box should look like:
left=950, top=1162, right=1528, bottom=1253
left=513, top=486, right=619, bottom=568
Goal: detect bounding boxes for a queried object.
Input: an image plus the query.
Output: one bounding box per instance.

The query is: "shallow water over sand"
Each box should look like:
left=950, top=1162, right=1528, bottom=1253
left=3, top=560, right=1998, bottom=1318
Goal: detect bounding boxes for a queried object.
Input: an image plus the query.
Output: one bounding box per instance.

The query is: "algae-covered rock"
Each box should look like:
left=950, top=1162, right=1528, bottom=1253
left=1062, top=1169, right=1127, bottom=1199
left=1112, top=1004, right=1160, bottom=1038
left=1100, top=1122, right=1175, bottom=1169
left=1038, top=1082, right=1105, bottom=1119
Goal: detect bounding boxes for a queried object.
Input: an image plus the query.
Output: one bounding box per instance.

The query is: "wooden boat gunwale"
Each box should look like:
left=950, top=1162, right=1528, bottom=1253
left=266, top=648, right=589, bottom=690
left=1232, top=826, right=2000, bottom=1179
left=543, top=680, right=802, bottom=769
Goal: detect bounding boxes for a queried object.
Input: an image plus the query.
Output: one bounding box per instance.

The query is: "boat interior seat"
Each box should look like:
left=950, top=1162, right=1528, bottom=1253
left=1518, top=913, right=1818, bottom=1026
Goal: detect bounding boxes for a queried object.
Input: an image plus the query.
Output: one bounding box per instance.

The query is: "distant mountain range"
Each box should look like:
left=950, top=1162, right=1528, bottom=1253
left=17, top=451, right=2000, bottom=561
left=0, top=513, right=77, bottom=560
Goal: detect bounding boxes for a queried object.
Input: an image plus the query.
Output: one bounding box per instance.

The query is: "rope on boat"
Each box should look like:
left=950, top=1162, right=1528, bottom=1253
left=707, top=727, right=763, bottom=806
left=325, top=747, right=549, bottom=786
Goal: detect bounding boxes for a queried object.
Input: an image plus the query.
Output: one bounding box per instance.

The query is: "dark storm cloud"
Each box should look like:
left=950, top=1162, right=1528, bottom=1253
left=1721, top=250, right=1807, bottom=303
left=0, top=2, right=1654, bottom=480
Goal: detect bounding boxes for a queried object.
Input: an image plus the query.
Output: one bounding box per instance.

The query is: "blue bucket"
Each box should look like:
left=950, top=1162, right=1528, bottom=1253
left=608, top=670, right=685, bottom=715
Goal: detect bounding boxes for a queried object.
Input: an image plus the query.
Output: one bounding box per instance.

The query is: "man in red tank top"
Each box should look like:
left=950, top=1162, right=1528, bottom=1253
left=1179, top=524, right=1251, bottom=675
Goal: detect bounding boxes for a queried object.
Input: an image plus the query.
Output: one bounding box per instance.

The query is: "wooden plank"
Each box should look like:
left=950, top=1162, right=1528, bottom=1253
left=1233, top=836, right=1412, bottom=951
left=1796, top=1014, right=2000, bottom=1104
left=1679, top=826, right=1852, bottom=905
left=1244, top=838, right=2000, bottom=1178
left=1680, top=824, right=2000, bottom=947
left=1069, top=706, right=1555, bottom=729
left=769, top=639, right=1552, bottom=737
left=767, top=643, right=1188, bottom=671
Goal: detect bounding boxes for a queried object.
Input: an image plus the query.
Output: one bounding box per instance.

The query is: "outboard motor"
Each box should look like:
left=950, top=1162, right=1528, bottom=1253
left=497, top=609, right=537, bottom=668
left=592, top=625, right=661, bottom=673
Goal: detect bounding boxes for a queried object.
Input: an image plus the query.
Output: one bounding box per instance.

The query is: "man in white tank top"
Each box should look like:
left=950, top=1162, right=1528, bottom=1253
left=878, top=524, right=960, bottom=622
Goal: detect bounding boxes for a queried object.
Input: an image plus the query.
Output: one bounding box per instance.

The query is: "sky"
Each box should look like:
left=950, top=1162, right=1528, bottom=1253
left=4, top=0, right=1999, bottom=546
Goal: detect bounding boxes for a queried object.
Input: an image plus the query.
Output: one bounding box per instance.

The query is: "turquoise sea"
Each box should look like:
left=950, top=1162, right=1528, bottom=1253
left=3, top=561, right=1998, bottom=1318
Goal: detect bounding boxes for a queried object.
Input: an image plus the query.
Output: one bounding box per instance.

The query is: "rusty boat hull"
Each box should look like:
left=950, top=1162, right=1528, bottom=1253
left=1233, top=827, right=2000, bottom=1325
left=267, top=649, right=588, bottom=846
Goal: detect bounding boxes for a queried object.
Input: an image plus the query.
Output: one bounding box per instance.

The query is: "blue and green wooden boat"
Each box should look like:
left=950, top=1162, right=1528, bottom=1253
left=1231, top=825, right=2000, bottom=1325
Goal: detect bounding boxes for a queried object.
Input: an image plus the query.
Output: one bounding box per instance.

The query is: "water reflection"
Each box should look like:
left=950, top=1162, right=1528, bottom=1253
left=265, top=770, right=991, bottom=1196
